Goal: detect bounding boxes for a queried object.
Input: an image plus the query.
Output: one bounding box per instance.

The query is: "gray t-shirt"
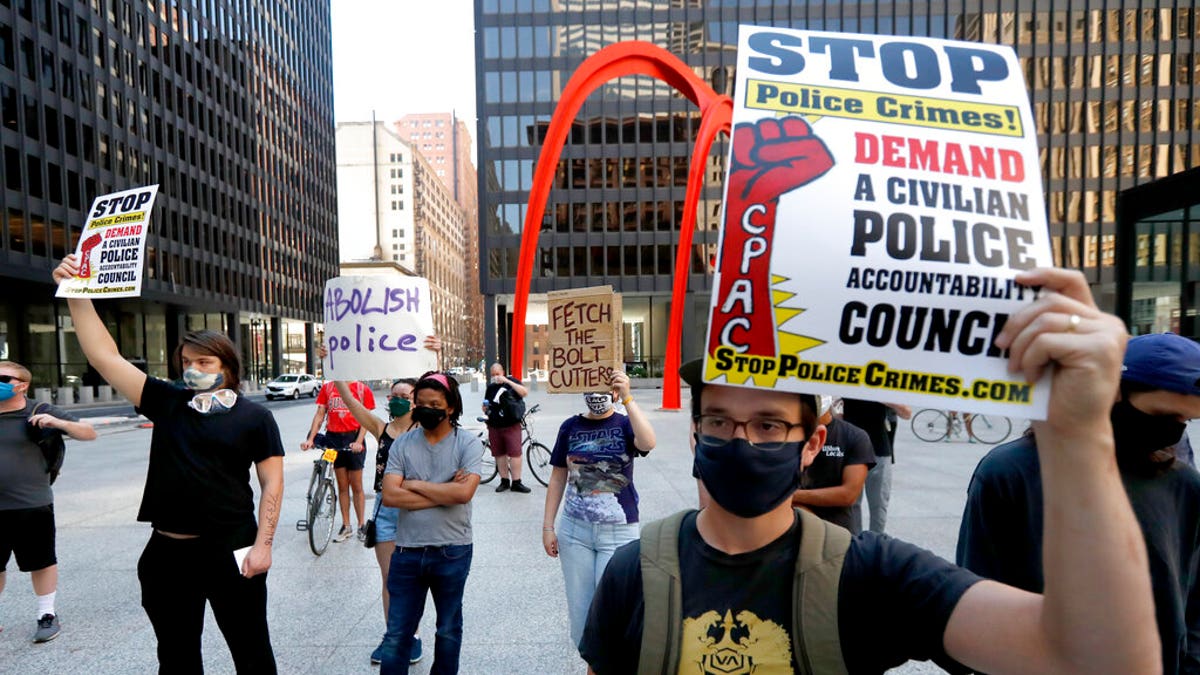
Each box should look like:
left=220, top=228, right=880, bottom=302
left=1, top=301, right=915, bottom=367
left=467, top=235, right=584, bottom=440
left=384, top=427, right=483, bottom=546
left=0, top=400, right=78, bottom=510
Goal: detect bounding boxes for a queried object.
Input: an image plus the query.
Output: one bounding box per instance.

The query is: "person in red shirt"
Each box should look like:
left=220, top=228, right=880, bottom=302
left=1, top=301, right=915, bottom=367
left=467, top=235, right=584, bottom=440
left=302, top=380, right=376, bottom=542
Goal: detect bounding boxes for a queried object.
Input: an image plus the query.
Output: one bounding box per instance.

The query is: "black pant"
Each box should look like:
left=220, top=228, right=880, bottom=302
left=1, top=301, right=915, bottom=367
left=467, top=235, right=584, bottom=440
left=137, top=531, right=276, bottom=674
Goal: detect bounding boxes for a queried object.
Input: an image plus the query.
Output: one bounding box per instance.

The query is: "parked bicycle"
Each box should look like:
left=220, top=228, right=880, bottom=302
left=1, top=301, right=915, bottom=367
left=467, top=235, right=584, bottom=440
left=911, top=409, right=1013, bottom=445
left=475, top=403, right=552, bottom=487
left=295, top=436, right=338, bottom=556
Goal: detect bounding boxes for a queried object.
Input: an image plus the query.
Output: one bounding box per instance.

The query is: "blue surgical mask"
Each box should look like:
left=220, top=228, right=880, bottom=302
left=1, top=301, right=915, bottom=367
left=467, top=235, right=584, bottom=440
left=182, top=367, right=224, bottom=392
left=0, top=381, right=16, bottom=401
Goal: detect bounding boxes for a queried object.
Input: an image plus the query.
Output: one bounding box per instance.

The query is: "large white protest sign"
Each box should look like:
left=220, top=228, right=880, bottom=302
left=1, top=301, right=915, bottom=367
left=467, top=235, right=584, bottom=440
left=703, top=26, right=1052, bottom=419
left=56, top=185, right=159, bottom=299
left=322, top=276, right=438, bottom=380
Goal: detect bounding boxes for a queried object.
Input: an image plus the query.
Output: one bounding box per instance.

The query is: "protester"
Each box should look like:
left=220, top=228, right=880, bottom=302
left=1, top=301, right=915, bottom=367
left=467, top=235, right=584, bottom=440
left=580, top=268, right=1160, bottom=674
left=379, top=371, right=482, bottom=674
left=843, top=398, right=910, bottom=533
left=52, top=255, right=284, bottom=672
left=791, top=396, right=874, bottom=533
left=541, top=371, right=655, bottom=648
left=957, top=331, right=1200, bottom=672
left=482, top=363, right=530, bottom=493
left=0, top=360, right=96, bottom=642
left=302, top=378, right=376, bottom=542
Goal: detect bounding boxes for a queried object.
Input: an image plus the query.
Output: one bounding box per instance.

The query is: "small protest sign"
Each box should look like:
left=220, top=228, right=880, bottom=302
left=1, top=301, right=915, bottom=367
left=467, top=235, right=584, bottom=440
left=703, top=26, right=1052, bottom=419
left=547, top=286, right=622, bottom=393
left=56, top=185, right=160, bottom=299
left=322, top=276, right=438, bottom=380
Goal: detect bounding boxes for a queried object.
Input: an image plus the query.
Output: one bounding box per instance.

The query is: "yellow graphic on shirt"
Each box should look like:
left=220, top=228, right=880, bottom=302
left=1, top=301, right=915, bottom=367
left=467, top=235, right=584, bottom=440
left=679, top=609, right=793, bottom=674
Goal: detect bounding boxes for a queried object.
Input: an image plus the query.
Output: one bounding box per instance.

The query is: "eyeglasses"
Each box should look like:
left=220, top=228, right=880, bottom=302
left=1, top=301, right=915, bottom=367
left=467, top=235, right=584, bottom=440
left=0, top=374, right=25, bottom=384
left=188, top=389, right=238, bottom=414
left=693, top=414, right=804, bottom=451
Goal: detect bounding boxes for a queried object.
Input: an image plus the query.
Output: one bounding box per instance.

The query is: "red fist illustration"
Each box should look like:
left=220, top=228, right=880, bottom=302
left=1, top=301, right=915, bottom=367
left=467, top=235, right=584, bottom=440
left=708, top=117, right=834, bottom=360
left=78, top=233, right=103, bottom=278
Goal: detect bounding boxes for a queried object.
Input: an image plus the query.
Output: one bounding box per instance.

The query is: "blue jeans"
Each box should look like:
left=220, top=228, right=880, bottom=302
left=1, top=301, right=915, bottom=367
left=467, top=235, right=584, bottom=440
left=380, top=543, right=472, bottom=675
left=557, top=514, right=639, bottom=647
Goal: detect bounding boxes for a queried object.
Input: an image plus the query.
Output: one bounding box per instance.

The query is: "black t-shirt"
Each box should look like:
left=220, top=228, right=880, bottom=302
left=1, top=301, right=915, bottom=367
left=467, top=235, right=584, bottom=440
left=580, top=511, right=981, bottom=674
left=801, top=418, right=876, bottom=532
left=841, top=399, right=892, bottom=459
left=957, top=434, right=1200, bottom=673
left=135, top=377, right=285, bottom=548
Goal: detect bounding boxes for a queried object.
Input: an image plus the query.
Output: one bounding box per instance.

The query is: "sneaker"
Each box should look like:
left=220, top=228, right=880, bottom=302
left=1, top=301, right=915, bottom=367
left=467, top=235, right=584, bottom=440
left=370, top=638, right=386, bottom=665
left=510, top=480, right=532, bottom=494
left=495, top=477, right=510, bottom=493
left=410, top=635, right=422, bottom=664
left=33, top=614, right=60, bottom=643
left=357, top=526, right=367, bottom=543
left=334, top=527, right=354, bottom=543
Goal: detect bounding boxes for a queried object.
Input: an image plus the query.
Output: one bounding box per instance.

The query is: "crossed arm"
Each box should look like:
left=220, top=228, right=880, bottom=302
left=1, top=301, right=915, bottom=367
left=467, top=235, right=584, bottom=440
left=381, top=470, right=480, bottom=511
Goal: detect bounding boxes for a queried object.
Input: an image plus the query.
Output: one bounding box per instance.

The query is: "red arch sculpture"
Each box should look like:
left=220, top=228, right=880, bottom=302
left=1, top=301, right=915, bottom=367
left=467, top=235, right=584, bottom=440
left=509, top=41, right=731, bottom=409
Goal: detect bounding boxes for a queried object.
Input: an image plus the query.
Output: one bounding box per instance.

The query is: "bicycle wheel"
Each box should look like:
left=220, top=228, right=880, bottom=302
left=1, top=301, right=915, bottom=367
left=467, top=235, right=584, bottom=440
left=308, top=478, right=337, bottom=556
left=968, top=414, right=1012, bottom=445
left=479, top=441, right=498, bottom=484
left=911, top=409, right=951, bottom=442
left=524, top=441, right=552, bottom=487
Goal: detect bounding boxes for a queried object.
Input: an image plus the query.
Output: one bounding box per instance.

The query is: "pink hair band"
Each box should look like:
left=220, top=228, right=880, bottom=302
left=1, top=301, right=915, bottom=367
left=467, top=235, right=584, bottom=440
left=422, top=373, right=451, bottom=389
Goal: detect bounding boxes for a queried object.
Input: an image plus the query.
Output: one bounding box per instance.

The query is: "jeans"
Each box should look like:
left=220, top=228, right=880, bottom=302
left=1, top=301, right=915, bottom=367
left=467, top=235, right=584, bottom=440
left=557, top=514, right=639, bottom=647
left=861, top=458, right=893, bottom=533
left=381, top=543, right=473, bottom=675
left=137, top=532, right=276, bottom=674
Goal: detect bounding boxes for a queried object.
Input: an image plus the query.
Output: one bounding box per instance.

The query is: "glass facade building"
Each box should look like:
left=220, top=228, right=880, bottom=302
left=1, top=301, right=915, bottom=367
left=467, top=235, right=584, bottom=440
left=475, top=1, right=1199, bottom=371
left=1, top=0, right=338, bottom=390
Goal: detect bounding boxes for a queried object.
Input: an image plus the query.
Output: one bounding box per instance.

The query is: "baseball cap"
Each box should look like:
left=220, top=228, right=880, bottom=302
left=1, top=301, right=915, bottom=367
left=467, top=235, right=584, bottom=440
left=679, top=357, right=818, bottom=413
left=1121, top=333, right=1200, bottom=396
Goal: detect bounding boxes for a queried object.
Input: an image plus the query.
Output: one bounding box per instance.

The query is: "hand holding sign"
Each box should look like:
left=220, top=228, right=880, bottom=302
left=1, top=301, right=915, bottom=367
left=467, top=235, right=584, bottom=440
left=56, top=185, right=159, bottom=299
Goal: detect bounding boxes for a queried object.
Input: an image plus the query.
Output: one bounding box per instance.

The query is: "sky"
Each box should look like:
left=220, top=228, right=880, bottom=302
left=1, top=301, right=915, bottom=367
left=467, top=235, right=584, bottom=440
left=330, top=1, right=477, bottom=127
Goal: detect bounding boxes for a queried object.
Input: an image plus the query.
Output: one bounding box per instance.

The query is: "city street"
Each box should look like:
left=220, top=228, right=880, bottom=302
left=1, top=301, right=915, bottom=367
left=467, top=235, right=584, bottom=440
left=1, top=384, right=1029, bottom=674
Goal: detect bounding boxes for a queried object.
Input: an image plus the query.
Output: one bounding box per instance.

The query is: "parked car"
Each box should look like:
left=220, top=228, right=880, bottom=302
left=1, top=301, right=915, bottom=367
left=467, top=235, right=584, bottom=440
left=265, top=373, right=320, bottom=400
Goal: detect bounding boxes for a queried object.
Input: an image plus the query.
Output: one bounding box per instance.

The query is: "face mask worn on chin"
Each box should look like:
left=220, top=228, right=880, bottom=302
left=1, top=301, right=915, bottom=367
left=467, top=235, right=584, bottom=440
left=693, top=436, right=803, bottom=518
left=583, top=392, right=613, bottom=416
left=0, top=381, right=18, bottom=401
left=1111, top=399, right=1188, bottom=455
left=182, top=367, right=224, bottom=392
left=389, top=397, right=412, bottom=418
left=412, top=406, right=448, bottom=430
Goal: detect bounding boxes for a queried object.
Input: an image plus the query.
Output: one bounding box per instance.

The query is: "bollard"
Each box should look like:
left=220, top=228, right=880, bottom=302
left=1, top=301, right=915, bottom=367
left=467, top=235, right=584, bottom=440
left=97, top=385, right=113, bottom=402
left=78, top=386, right=95, bottom=404
left=34, top=387, right=53, bottom=404
left=57, top=387, right=75, bottom=406
left=471, top=377, right=479, bottom=393
left=529, top=374, right=539, bottom=392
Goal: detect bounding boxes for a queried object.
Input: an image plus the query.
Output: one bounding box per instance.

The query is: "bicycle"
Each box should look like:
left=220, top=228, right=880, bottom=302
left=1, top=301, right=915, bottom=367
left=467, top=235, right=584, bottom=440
left=295, top=442, right=338, bottom=556
left=910, top=409, right=1013, bottom=445
left=475, top=403, right=552, bottom=487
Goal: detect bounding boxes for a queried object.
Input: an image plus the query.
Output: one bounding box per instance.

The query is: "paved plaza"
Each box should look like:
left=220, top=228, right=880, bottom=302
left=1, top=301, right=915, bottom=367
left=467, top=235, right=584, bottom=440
left=0, top=383, right=1069, bottom=674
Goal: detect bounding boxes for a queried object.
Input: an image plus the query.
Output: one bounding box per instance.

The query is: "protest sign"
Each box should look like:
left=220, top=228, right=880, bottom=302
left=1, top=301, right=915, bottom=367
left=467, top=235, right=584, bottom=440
left=703, top=26, right=1052, bottom=418
left=547, top=285, right=622, bottom=393
left=322, top=276, right=438, bottom=380
left=56, top=185, right=159, bottom=299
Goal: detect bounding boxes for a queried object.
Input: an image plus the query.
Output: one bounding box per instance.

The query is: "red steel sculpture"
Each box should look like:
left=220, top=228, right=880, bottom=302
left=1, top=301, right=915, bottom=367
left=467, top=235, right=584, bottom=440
left=508, top=41, right=732, bottom=409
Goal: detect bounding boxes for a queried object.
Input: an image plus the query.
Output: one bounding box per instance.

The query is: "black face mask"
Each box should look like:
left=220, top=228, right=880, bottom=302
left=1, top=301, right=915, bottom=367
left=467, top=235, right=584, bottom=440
left=412, top=406, right=448, bottom=430
left=1111, top=399, right=1187, bottom=455
left=692, top=435, right=803, bottom=518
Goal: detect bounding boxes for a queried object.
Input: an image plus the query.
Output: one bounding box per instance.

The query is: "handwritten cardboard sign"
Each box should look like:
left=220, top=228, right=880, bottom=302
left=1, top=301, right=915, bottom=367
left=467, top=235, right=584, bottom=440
left=322, top=276, right=438, bottom=380
left=703, top=26, right=1052, bottom=419
left=547, top=286, right=622, bottom=393
left=56, top=185, right=159, bottom=299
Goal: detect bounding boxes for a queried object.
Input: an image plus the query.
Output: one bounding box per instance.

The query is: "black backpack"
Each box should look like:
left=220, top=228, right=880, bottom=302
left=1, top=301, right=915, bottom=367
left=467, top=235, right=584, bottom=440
left=489, top=386, right=526, bottom=426
left=28, top=402, right=68, bottom=485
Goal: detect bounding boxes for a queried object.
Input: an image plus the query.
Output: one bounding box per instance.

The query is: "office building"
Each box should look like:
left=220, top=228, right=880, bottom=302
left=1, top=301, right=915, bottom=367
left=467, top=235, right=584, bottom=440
left=1, top=0, right=338, bottom=390
left=474, top=1, right=1199, bottom=371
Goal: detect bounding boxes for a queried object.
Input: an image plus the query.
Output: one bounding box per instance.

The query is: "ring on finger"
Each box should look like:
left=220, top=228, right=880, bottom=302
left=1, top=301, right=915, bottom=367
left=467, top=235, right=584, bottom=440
left=1065, top=313, right=1082, bottom=333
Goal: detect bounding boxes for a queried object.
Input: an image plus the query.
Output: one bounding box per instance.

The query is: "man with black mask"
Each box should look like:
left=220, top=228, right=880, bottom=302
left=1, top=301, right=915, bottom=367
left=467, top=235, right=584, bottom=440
left=580, top=268, right=1162, bottom=674
left=958, top=331, right=1200, bottom=673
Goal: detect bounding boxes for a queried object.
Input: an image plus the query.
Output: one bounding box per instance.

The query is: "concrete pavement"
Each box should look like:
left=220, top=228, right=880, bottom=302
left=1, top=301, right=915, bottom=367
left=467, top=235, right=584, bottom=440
left=0, top=384, right=1045, bottom=674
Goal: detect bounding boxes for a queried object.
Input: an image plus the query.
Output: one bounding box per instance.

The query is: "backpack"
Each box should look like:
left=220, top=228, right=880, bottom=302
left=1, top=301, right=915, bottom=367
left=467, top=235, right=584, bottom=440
left=27, top=402, right=68, bottom=485
left=637, top=508, right=851, bottom=675
left=488, top=385, right=525, bottom=426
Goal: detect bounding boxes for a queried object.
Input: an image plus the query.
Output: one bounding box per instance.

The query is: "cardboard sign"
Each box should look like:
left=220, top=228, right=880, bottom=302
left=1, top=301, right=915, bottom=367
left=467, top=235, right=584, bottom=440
left=56, top=185, right=159, bottom=299
left=547, top=285, right=622, bottom=393
left=322, top=276, right=438, bottom=380
left=703, top=27, right=1052, bottom=419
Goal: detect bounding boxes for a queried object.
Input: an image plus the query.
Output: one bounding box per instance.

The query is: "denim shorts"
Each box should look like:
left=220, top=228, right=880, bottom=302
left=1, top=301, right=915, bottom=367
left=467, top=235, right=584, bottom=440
left=375, top=502, right=400, bottom=543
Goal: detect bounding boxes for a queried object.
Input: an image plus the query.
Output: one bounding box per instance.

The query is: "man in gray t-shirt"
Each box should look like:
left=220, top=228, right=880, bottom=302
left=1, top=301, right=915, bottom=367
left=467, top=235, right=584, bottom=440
left=0, top=360, right=96, bottom=643
left=378, top=372, right=482, bottom=673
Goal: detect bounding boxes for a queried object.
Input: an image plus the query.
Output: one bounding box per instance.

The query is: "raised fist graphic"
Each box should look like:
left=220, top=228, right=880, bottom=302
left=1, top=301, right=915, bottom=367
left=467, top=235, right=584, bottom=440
left=708, top=117, right=834, bottom=360
left=78, top=233, right=103, bottom=278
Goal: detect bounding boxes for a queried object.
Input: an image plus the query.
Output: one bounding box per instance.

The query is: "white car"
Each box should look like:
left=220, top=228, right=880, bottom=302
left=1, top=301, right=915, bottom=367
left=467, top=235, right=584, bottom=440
left=265, top=373, right=321, bottom=400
